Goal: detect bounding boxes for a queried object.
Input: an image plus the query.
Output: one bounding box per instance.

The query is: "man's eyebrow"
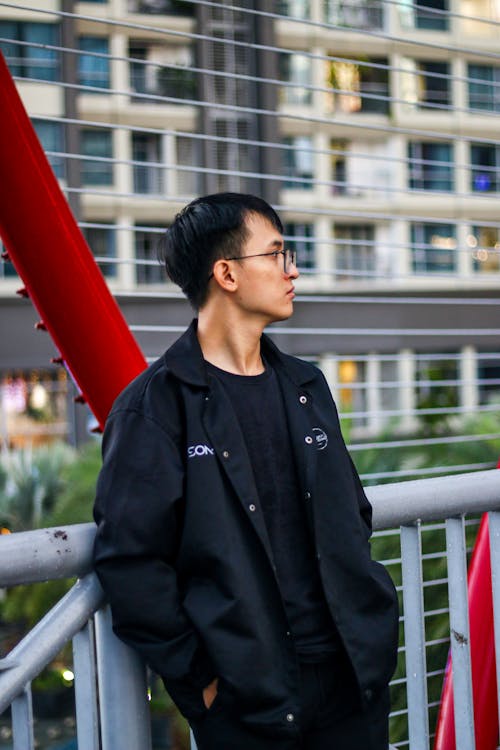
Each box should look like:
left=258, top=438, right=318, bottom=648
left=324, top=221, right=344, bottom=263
left=267, top=238, right=284, bottom=249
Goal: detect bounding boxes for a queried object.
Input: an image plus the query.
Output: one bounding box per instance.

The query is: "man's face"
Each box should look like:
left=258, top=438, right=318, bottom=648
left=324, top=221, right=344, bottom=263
left=231, top=212, right=299, bottom=325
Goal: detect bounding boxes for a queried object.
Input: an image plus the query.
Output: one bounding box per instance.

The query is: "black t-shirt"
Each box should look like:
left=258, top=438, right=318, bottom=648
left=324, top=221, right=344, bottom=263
left=205, top=359, right=340, bottom=661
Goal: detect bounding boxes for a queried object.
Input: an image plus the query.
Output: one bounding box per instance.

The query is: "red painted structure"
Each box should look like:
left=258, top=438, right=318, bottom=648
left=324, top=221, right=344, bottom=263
left=0, top=53, right=146, bottom=430
left=434, top=514, right=498, bottom=750
left=0, top=50, right=498, bottom=749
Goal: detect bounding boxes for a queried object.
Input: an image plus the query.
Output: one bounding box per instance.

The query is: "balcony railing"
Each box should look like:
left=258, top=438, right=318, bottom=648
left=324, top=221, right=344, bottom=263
left=0, top=469, right=498, bottom=749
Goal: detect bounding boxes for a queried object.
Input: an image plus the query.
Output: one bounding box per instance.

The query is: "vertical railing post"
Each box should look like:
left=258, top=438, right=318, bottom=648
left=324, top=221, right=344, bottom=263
left=73, top=620, right=100, bottom=750
left=446, top=516, right=475, bottom=750
left=11, top=684, right=34, bottom=750
left=95, top=605, right=152, bottom=750
left=400, top=522, right=429, bottom=750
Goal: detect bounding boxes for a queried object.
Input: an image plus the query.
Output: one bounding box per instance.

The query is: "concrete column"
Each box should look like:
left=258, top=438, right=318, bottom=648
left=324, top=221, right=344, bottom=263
left=315, top=132, right=331, bottom=201
left=109, top=32, right=129, bottom=108
left=116, top=213, right=136, bottom=290
left=114, top=128, right=132, bottom=198
left=392, top=219, right=411, bottom=281
left=366, top=354, right=382, bottom=433
left=459, top=345, right=479, bottom=412
left=398, top=348, right=417, bottom=432
left=456, top=220, right=472, bottom=277
left=163, top=133, right=175, bottom=197
left=318, top=354, right=338, bottom=399
left=315, top=216, right=333, bottom=286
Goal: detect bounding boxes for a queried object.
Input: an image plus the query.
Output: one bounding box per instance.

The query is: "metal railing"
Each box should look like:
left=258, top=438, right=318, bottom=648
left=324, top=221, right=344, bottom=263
left=0, top=469, right=498, bottom=749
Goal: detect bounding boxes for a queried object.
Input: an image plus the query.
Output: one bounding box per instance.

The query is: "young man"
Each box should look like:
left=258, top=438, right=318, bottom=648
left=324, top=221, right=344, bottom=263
left=93, top=193, right=399, bottom=750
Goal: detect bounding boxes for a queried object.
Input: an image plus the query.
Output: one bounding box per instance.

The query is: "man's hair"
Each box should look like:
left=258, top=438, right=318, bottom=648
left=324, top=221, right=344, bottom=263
left=159, top=192, right=283, bottom=309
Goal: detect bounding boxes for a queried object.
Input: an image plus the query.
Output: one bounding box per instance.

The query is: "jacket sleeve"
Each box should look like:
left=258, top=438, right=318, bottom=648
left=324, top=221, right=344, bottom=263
left=93, top=408, right=215, bottom=703
left=348, top=454, right=373, bottom=542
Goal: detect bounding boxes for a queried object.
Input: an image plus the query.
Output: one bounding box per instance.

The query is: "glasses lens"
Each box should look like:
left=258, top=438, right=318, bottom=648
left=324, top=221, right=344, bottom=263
left=284, top=249, right=297, bottom=272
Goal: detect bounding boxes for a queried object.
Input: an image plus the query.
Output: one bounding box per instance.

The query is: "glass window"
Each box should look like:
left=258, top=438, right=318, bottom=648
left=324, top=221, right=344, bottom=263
left=469, top=226, right=500, bottom=273
left=283, top=223, right=315, bottom=270
left=277, top=0, right=311, bottom=17
left=334, top=225, right=375, bottom=280
left=81, top=129, right=113, bottom=185
left=411, top=223, right=457, bottom=273
left=176, top=136, right=202, bottom=194
left=403, top=0, right=449, bottom=31
left=408, top=142, right=453, bottom=191
left=128, top=0, right=194, bottom=14
left=470, top=144, right=500, bottom=192
left=283, top=136, right=314, bottom=189
left=326, top=58, right=389, bottom=114
left=478, top=358, right=500, bottom=406
left=32, top=120, right=65, bottom=180
left=280, top=54, right=312, bottom=105
left=324, top=1, right=384, bottom=29
left=132, top=133, right=164, bottom=194
left=135, top=226, right=165, bottom=285
left=129, top=42, right=195, bottom=103
left=0, top=22, right=59, bottom=81
left=337, top=359, right=368, bottom=429
left=83, top=225, right=117, bottom=278
left=0, top=239, right=18, bottom=279
left=78, top=36, right=110, bottom=89
left=468, top=64, right=500, bottom=112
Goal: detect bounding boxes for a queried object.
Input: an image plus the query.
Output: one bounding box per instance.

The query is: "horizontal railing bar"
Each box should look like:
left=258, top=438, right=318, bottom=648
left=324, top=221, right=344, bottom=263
left=0, top=523, right=95, bottom=587
left=0, top=574, right=104, bottom=716
left=368, top=470, right=499, bottom=529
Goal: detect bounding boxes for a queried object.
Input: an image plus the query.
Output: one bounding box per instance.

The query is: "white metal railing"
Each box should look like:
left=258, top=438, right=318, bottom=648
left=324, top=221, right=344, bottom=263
left=0, top=469, right=498, bottom=749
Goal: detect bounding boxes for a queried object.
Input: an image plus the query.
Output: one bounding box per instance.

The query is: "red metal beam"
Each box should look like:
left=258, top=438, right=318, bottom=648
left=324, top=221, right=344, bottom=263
left=0, top=53, right=146, bottom=429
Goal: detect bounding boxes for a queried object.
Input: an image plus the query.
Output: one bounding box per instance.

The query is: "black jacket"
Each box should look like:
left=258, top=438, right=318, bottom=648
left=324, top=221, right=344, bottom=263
left=93, top=321, right=399, bottom=737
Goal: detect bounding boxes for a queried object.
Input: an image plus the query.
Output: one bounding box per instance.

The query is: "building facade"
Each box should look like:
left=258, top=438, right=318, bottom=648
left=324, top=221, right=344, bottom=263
left=0, top=0, right=499, bottom=464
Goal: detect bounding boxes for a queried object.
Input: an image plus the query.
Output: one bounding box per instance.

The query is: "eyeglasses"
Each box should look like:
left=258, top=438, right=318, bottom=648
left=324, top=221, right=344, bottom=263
left=209, top=248, right=297, bottom=280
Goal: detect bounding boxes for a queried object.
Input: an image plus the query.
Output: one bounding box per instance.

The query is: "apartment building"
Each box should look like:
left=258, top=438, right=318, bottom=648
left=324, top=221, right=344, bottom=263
left=0, top=0, right=499, bottom=453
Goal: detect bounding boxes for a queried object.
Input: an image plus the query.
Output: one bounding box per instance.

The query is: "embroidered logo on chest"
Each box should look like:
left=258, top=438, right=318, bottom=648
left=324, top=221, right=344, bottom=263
left=312, top=427, right=328, bottom=451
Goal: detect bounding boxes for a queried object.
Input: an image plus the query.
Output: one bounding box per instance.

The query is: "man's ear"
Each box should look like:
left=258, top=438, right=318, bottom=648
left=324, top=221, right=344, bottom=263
left=212, top=259, right=238, bottom=292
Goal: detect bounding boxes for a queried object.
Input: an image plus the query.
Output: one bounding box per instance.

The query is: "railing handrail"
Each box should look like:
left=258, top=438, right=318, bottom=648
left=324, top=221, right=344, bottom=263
left=0, top=470, right=497, bottom=588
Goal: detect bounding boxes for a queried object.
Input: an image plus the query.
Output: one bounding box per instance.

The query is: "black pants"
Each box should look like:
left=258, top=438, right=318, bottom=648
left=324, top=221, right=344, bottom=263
left=190, top=653, right=390, bottom=750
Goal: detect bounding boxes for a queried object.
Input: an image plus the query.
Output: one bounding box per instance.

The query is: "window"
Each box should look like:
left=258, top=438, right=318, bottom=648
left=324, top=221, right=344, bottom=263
left=478, top=359, right=500, bottom=406
left=83, top=225, right=116, bottom=278
left=81, top=130, right=113, bottom=186
left=135, top=226, right=165, bottom=284
left=468, top=65, right=500, bottom=112
left=408, top=142, right=453, bottom=191
left=78, top=36, right=110, bottom=90
left=411, top=223, right=456, bottom=273
left=128, top=0, right=194, bottom=14
left=176, top=136, right=202, bottom=194
left=280, top=54, right=312, bottom=105
left=283, top=223, right=315, bottom=270
left=401, top=61, right=451, bottom=109
left=470, top=144, right=500, bottom=192
left=32, top=120, right=65, bottom=180
left=400, top=0, right=449, bottom=31
left=0, top=22, right=59, bottom=81
left=0, top=239, right=18, bottom=279
left=132, top=133, right=164, bottom=194
left=277, top=0, right=311, bottom=17
left=334, top=225, right=375, bottom=280
left=283, top=136, right=314, bottom=189
left=129, top=42, right=195, bottom=102
left=326, top=58, right=389, bottom=114
left=324, top=1, right=384, bottom=29
left=469, top=227, right=500, bottom=273
left=337, top=359, right=368, bottom=429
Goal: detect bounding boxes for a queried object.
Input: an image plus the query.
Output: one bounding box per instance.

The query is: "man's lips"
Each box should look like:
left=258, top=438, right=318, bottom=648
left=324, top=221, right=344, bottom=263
left=287, top=286, right=295, bottom=298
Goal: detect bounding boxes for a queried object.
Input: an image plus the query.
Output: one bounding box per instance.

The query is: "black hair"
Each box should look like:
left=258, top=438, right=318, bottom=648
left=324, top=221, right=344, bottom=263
left=158, top=192, right=283, bottom=310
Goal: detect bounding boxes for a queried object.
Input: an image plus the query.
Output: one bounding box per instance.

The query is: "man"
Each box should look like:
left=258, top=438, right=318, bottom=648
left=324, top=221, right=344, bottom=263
left=93, top=193, right=399, bottom=750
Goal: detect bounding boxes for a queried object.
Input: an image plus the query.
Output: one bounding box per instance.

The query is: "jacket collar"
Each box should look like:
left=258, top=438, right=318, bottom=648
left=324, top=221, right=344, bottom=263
left=163, top=318, right=318, bottom=388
